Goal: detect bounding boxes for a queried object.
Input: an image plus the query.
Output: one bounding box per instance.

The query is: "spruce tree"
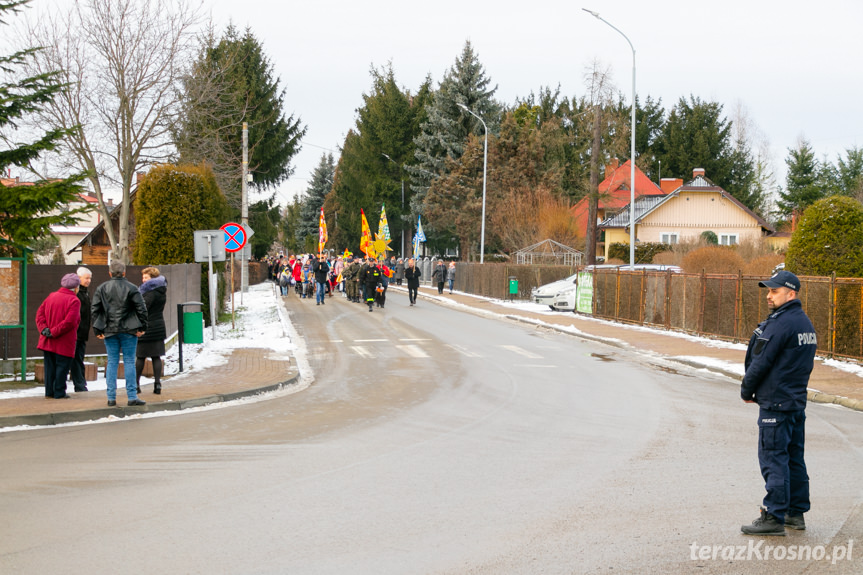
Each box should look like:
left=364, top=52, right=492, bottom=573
left=778, top=139, right=822, bottom=215
left=174, top=25, right=306, bottom=206
left=837, top=146, right=863, bottom=197
left=0, top=0, right=87, bottom=253
left=654, top=96, right=733, bottom=186
left=296, top=153, right=334, bottom=249
left=409, top=41, right=501, bottom=220
left=328, top=65, right=430, bottom=256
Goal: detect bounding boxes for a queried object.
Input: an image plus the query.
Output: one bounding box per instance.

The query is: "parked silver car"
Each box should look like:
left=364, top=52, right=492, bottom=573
left=552, top=264, right=682, bottom=312
left=531, top=272, right=579, bottom=309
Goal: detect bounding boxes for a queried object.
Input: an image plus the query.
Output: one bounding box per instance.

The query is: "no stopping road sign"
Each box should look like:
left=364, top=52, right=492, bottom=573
left=221, top=222, right=248, bottom=253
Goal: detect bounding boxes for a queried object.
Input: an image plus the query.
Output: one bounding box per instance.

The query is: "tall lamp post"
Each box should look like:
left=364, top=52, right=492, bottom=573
left=583, top=8, right=636, bottom=270
left=382, top=153, right=406, bottom=257
left=456, top=103, right=488, bottom=264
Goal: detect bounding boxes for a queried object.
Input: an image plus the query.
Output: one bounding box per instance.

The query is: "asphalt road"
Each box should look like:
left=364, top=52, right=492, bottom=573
left=1, top=289, right=861, bottom=574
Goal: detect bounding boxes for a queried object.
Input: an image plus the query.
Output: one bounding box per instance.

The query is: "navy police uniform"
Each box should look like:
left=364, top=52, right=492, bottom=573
left=741, top=273, right=817, bottom=526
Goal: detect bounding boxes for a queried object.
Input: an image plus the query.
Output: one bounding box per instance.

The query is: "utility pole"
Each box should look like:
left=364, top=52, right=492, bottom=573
left=241, top=122, right=249, bottom=293
left=587, top=105, right=602, bottom=266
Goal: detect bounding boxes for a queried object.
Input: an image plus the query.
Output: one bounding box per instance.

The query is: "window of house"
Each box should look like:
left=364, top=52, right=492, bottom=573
left=719, top=234, right=738, bottom=246
left=660, top=232, right=679, bottom=245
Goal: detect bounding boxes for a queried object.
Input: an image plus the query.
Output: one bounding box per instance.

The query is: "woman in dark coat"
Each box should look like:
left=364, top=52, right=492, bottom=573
left=136, top=267, right=167, bottom=394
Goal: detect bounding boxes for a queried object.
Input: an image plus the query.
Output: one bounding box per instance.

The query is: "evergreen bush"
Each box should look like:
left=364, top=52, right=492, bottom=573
left=785, top=196, right=863, bottom=277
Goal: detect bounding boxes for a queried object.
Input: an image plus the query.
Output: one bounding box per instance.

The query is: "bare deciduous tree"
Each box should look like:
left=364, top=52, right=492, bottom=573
left=24, top=0, right=200, bottom=263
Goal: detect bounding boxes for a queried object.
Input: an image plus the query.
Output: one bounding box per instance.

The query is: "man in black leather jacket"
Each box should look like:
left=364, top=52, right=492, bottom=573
left=740, top=270, right=817, bottom=536
left=91, top=260, right=148, bottom=407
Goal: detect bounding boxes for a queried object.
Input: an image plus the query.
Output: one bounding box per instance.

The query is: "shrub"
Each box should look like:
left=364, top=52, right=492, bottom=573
left=681, top=246, right=745, bottom=274
left=701, top=230, right=718, bottom=244
left=735, top=238, right=779, bottom=261
left=608, top=242, right=671, bottom=264
left=742, top=253, right=785, bottom=276
left=785, top=196, right=863, bottom=277
left=134, top=163, right=231, bottom=264
left=652, top=251, right=679, bottom=266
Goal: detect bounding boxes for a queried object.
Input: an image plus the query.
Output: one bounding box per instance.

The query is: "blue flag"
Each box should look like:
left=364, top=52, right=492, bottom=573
left=416, top=215, right=426, bottom=242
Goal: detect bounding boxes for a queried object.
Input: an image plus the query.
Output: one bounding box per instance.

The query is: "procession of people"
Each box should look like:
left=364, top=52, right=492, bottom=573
left=265, top=250, right=454, bottom=312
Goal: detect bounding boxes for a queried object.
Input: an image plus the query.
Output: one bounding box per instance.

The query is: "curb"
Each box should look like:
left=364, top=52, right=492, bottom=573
left=0, top=372, right=301, bottom=429
left=421, top=294, right=863, bottom=415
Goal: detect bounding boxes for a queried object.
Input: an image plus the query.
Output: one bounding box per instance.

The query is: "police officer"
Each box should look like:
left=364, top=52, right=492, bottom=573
left=740, top=270, right=817, bottom=536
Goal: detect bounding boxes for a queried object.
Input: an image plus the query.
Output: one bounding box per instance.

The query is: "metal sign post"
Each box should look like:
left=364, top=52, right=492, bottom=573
left=221, top=222, right=251, bottom=307
left=193, top=230, right=226, bottom=341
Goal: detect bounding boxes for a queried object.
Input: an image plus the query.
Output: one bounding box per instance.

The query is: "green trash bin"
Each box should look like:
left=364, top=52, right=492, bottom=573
left=508, top=276, right=518, bottom=301
left=183, top=311, right=204, bottom=344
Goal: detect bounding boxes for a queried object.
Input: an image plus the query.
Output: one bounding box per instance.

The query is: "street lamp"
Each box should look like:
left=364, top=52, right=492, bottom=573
left=583, top=8, right=636, bottom=270
left=382, top=153, right=406, bottom=257
left=456, top=103, right=488, bottom=264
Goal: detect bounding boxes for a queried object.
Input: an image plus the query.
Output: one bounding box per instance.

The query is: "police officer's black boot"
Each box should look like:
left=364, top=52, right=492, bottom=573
left=741, top=507, right=785, bottom=536
left=784, top=514, right=805, bottom=530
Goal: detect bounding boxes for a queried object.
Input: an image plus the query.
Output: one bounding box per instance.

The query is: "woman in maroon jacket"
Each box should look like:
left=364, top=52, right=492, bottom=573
left=36, top=273, right=81, bottom=399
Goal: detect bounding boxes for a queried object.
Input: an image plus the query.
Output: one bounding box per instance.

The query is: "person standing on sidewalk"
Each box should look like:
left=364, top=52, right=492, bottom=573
left=36, top=274, right=81, bottom=399
left=91, top=260, right=148, bottom=407
left=394, top=258, right=405, bottom=286
left=69, top=267, right=92, bottom=393
left=432, top=260, right=446, bottom=294
left=404, top=258, right=421, bottom=306
left=446, top=261, right=456, bottom=294
left=740, top=270, right=817, bottom=536
left=135, top=267, right=167, bottom=395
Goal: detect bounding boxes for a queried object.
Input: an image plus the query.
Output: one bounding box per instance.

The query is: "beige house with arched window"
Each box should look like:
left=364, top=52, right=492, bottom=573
left=599, top=169, right=786, bottom=260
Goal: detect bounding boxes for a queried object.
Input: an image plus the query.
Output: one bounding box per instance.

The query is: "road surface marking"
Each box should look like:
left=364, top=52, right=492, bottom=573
left=329, top=339, right=343, bottom=343
left=355, top=339, right=388, bottom=343
left=399, top=338, right=431, bottom=342
left=501, top=345, right=543, bottom=359
left=445, top=344, right=481, bottom=357
left=350, top=346, right=374, bottom=358
left=396, top=345, right=429, bottom=358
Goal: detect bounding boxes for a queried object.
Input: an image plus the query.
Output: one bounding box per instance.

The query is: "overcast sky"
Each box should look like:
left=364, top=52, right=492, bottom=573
left=28, top=0, right=863, bottom=205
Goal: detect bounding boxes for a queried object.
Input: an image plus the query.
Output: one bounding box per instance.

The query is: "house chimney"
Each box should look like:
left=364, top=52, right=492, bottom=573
left=136, top=171, right=145, bottom=184
left=693, top=168, right=705, bottom=178
left=604, top=158, right=619, bottom=180
left=660, top=178, right=683, bottom=194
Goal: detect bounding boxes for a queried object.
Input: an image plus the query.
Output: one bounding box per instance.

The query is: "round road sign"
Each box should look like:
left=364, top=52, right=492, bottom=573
left=221, top=222, right=247, bottom=252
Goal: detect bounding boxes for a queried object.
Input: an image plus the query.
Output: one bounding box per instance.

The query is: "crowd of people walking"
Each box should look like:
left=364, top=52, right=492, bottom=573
left=266, top=253, right=457, bottom=311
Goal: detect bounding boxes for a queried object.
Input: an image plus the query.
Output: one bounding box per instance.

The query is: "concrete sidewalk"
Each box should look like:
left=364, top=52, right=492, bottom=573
left=407, top=284, right=863, bottom=412
left=0, top=348, right=299, bottom=429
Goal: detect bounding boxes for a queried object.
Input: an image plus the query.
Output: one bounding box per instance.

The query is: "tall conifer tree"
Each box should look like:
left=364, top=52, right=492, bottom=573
left=409, top=41, right=501, bottom=221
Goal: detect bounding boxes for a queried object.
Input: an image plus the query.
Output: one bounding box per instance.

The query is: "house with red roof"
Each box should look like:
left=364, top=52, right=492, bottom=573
left=570, top=159, right=679, bottom=258
left=597, top=168, right=784, bottom=261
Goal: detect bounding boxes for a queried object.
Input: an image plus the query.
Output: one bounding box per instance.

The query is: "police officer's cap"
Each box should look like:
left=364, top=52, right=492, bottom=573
left=759, top=270, right=801, bottom=291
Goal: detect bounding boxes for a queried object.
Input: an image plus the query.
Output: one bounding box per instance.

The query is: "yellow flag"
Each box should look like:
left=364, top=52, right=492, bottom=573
left=360, top=209, right=375, bottom=258
left=318, top=207, right=328, bottom=255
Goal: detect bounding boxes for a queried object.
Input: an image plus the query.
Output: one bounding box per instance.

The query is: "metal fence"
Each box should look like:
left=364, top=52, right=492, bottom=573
left=591, top=268, right=863, bottom=361
left=453, top=263, right=863, bottom=361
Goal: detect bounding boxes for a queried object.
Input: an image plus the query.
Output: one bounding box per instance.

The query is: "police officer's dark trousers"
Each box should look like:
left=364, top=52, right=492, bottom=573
left=758, top=407, right=810, bottom=520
